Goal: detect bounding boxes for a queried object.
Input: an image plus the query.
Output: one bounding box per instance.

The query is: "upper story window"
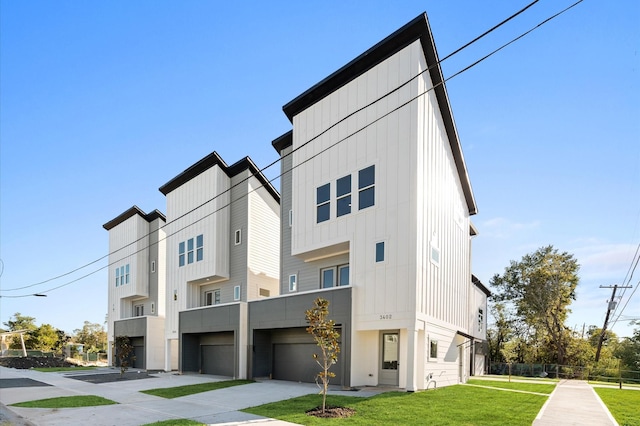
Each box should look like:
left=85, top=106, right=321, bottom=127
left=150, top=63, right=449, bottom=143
left=179, top=242, right=185, bottom=267
left=134, top=304, right=144, bottom=317
left=179, top=235, right=204, bottom=267
left=235, top=229, right=242, bottom=245
left=376, top=242, right=385, bottom=262
left=205, top=289, right=221, bottom=306
left=336, top=175, right=351, bottom=217
left=289, top=274, right=297, bottom=292
left=196, top=234, right=204, bottom=261
left=115, top=264, right=130, bottom=286
left=151, top=260, right=156, bottom=273
left=316, top=183, right=330, bottom=223
left=478, top=308, right=484, bottom=332
left=321, top=264, right=350, bottom=288
left=234, top=285, right=241, bottom=301
left=358, top=165, right=375, bottom=210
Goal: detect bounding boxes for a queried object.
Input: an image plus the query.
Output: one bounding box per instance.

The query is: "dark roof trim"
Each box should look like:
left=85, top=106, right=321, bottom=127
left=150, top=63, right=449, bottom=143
left=158, top=151, right=280, bottom=203
left=159, top=151, right=228, bottom=195
left=271, top=130, right=293, bottom=154
left=472, top=274, right=491, bottom=297
left=456, top=330, right=476, bottom=341
left=103, top=206, right=166, bottom=231
left=281, top=12, right=477, bottom=215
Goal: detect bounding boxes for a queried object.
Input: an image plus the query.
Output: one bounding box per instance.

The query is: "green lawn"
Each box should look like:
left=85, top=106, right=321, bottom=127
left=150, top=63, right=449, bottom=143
left=244, top=384, right=549, bottom=425
left=140, top=379, right=254, bottom=399
left=33, top=366, right=98, bottom=372
left=10, top=395, right=117, bottom=408
left=594, top=388, right=640, bottom=426
left=467, top=379, right=556, bottom=394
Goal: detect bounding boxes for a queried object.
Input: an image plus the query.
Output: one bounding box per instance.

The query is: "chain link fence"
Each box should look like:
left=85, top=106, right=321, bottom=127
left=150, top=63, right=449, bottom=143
left=490, top=362, right=640, bottom=385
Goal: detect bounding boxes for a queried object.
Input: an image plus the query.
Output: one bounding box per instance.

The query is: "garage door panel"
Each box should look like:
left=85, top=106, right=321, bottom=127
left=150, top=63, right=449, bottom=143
left=201, top=345, right=234, bottom=376
left=273, top=343, right=342, bottom=384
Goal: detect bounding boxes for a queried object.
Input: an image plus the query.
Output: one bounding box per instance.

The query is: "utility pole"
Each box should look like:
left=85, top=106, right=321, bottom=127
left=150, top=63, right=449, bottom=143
left=595, top=284, right=632, bottom=362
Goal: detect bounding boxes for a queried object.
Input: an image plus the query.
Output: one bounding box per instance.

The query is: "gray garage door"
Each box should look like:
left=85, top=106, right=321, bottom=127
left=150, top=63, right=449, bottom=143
left=201, top=345, right=234, bottom=376
left=272, top=331, right=342, bottom=385
left=131, top=337, right=145, bottom=369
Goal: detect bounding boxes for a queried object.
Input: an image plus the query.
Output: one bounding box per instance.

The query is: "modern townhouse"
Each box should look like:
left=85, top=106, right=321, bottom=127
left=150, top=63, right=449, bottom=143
left=104, top=206, right=167, bottom=370
left=247, top=12, right=488, bottom=391
left=159, top=152, right=280, bottom=376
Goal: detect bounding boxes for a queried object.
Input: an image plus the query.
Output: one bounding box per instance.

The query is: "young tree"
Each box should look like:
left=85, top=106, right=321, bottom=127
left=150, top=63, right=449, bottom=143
left=305, top=297, right=340, bottom=414
left=491, top=246, right=579, bottom=365
left=114, top=336, right=135, bottom=376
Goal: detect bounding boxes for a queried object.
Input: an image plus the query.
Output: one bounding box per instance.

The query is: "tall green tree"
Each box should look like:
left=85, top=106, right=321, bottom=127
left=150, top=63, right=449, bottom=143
left=614, top=321, right=640, bottom=370
left=28, top=324, right=61, bottom=352
left=73, top=321, right=107, bottom=352
left=305, top=297, right=341, bottom=414
left=3, top=313, right=37, bottom=349
left=490, top=246, right=579, bottom=365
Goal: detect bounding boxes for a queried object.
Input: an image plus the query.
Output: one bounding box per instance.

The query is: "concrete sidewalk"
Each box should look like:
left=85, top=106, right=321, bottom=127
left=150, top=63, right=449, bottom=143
left=533, top=380, right=618, bottom=426
left=1, top=366, right=380, bottom=425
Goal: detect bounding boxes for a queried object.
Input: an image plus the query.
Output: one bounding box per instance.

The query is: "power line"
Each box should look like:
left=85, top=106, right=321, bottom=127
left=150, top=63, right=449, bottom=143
left=1, top=1, right=583, bottom=297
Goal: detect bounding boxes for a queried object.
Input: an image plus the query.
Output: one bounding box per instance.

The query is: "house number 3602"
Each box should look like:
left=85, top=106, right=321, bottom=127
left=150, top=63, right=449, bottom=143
left=379, top=314, right=392, bottom=320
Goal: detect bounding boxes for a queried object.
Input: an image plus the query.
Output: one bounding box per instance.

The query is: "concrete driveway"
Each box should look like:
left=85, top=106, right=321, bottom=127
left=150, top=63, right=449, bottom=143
left=0, top=366, right=381, bottom=425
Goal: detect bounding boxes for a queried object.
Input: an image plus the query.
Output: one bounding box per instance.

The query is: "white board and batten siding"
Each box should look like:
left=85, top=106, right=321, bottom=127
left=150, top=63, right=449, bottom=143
left=107, top=213, right=150, bottom=340
left=164, top=165, right=230, bottom=338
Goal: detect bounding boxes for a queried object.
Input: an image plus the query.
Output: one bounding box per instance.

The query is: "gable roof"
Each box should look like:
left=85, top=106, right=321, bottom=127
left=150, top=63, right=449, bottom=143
left=281, top=12, right=477, bottom=215
left=158, top=151, right=280, bottom=203
left=103, top=206, right=166, bottom=231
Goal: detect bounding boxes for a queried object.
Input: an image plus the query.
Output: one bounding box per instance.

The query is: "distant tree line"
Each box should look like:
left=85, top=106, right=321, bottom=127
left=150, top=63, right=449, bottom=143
left=488, top=246, right=639, bottom=373
left=1, top=313, right=107, bottom=355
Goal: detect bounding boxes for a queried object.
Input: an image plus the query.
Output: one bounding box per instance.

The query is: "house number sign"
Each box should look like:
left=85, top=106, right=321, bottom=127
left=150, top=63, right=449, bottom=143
left=379, top=314, right=392, bottom=320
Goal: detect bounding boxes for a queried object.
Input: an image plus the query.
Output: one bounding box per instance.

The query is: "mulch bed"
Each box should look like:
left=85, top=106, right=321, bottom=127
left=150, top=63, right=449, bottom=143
left=67, top=371, right=155, bottom=384
left=0, top=356, right=75, bottom=369
left=306, top=406, right=356, bottom=418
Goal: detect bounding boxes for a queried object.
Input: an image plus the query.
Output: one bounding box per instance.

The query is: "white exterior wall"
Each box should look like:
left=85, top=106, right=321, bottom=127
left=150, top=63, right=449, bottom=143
left=164, top=165, right=230, bottom=339
left=146, top=316, right=166, bottom=370
left=290, top=40, right=474, bottom=390
left=247, top=177, right=280, bottom=300
left=107, top=214, right=149, bottom=342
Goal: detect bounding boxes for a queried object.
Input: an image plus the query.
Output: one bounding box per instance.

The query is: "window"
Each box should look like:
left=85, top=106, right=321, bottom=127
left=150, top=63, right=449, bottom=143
left=478, top=308, right=484, bottom=332
left=125, top=264, right=129, bottom=284
left=358, top=165, right=375, bottom=210
left=134, top=304, right=144, bottom=317
left=205, top=289, right=221, bottom=305
left=235, top=229, right=241, bottom=245
left=430, top=340, right=438, bottom=359
left=316, top=183, right=330, bottom=223
left=234, top=285, right=241, bottom=301
left=321, top=265, right=350, bottom=288
left=187, top=238, right=194, bottom=264
left=431, top=244, right=440, bottom=266
left=179, top=242, right=185, bottom=267
left=179, top=236, right=203, bottom=266
left=376, top=242, right=385, bottom=262
left=338, top=265, right=350, bottom=286
left=289, top=274, right=297, bottom=292
left=115, top=267, right=120, bottom=286
left=321, top=268, right=335, bottom=288
left=151, top=260, right=156, bottom=273
left=336, top=175, right=351, bottom=217
left=151, top=303, right=155, bottom=314
left=196, top=234, right=203, bottom=261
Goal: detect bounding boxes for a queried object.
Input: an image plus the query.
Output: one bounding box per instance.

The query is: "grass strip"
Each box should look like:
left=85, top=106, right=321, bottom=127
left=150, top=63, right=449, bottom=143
left=594, top=387, right=640, bottom=426
left=11, top=395, right=117, bottom=408
left=141, top=379, right=254, bottom=399
left=244, top=384, right=548, bottom=425
left=33, top=367, right=98, bottom=372
left=467, top=379, right=556, bottom=394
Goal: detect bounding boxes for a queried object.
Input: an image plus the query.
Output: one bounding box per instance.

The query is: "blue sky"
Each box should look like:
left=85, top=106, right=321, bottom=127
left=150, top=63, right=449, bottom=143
left=1, top=1, right=638, bottom=338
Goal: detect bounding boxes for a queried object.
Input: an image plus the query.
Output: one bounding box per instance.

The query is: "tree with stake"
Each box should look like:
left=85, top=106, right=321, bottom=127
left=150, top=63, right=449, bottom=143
left=305, top=297, right=340, bottom=414
left=114, top=336, right=135, bottom=377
